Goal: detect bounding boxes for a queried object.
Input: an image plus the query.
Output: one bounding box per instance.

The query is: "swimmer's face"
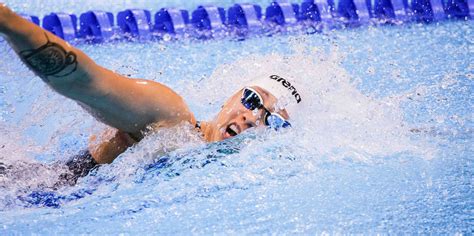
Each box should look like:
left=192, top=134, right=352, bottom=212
left=209, top=86, right=289, bottom=141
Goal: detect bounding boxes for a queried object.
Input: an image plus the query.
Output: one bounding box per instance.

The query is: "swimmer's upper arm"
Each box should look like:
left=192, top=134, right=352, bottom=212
left=0, top=5, right=195, bottom=135
left=83, top=69, right=196, bottom=135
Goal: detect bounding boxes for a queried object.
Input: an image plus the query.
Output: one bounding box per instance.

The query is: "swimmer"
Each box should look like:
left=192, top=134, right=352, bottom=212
left=0, top=4, right=301, bottom=185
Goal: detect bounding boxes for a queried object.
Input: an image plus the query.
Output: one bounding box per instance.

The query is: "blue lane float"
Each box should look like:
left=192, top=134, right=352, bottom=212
left=154, top=8, right=189, bottom=34
left=227, top=4, right=263, bottom=30
left=28, top=0, right=472, bottom=43
left=430, top=0, right=448, bottom=20
left=117, top=9, right=152, bottom=39
left=374, top=0, right=408, bottom=20
left=42, top=13, right=78, bottom=41
left=265, top=1, right=300, bottom=25
left=412, top=0, right=446, bottom=21
left=470, top=0, right=474, bottom=17
left=20, top=14, right=40, bottom=25
left=191, top=6, right=226, bottom=31
left=445, top=0, right=472, bottom=18
left=337, top=0, right=372, bottom=23
left=300, top=0, right=333, bottom=22
left=79, top=11, right=114, bottom=42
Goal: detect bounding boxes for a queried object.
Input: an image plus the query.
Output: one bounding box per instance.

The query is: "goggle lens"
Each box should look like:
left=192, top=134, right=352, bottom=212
left=241, top=88, right=263, bottom=110
left=241, top=88, right=292, bottom=130
left=265, top=113, right=292, bottom=130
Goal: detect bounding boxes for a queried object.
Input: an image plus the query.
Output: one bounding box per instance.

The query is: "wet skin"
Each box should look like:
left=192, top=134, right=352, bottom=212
left=0, top=4, right=289, bottom=164
left=201, top=86, right=290, bottom=142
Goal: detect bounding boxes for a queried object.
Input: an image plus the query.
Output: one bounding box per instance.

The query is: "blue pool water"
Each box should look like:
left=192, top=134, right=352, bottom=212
left=0, top=1, right=473, bottom=234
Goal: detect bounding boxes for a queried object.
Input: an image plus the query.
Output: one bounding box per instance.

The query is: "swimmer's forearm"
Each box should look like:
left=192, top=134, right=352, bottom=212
left=0, top=5, right=133, bottom=129
left=0, top=4, right=195, bottom=136
left=88, top=128, right=137, bottom=164
left=0, top=4, right=98, bottom=93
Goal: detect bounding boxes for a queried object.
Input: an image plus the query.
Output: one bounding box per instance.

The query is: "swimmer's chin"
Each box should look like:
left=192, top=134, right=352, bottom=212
left=205, top=125, right=234, bottom=142
left=200, top=121, right=242, bottom=142
left=213, top=127, right=231, bottom=142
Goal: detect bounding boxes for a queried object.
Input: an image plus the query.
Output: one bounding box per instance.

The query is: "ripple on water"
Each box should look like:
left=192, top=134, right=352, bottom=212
left=0, top=20, right=472, bottom=234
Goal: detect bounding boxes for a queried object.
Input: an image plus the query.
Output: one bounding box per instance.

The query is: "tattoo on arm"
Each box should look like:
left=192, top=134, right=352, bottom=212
left=20, top=33, right=77, bottom=82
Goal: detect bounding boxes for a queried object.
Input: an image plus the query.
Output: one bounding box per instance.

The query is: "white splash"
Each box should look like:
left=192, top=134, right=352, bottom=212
left=180, top=39, right=434, bottom=163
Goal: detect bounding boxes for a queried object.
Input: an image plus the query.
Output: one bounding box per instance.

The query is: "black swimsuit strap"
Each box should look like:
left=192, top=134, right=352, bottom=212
left=55, top=150, right=98, bottom=188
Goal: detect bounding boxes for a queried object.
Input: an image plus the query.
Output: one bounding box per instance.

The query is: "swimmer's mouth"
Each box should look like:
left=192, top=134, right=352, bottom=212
left=225, top=123, right=240, bottom=137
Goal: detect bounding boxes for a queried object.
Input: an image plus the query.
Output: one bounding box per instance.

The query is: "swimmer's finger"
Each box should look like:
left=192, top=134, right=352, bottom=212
left=0, top=3, right=8, bottom=10
left=0, top=3, right=12, bottom=30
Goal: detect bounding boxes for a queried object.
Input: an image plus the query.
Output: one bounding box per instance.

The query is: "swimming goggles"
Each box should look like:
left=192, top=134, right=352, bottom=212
left=241, top=87, right=291, bottom=129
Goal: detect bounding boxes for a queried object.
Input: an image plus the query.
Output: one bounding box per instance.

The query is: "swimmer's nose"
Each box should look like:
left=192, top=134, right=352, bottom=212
left=238, top=110, right=259, bottom=128
left=240, top=110, right=253, bottom=122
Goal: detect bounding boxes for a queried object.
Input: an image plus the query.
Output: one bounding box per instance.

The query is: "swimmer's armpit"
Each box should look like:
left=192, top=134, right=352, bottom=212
left=19, top=33, right=78, bottom=82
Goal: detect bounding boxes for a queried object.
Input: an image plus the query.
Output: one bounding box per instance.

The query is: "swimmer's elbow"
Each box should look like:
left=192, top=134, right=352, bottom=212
left=166, top=104, right=196, bottom=127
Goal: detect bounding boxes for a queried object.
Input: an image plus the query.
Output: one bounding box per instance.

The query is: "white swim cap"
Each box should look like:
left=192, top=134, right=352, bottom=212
left=247, top=74, right=302, bottom=117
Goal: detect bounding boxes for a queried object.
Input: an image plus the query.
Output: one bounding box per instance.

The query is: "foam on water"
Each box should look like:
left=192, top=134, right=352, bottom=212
left=0, top=20, right=472, bottom=233
left=186, top=44, right=435, bottom=159
left=1, top=36, right=432, bottom=205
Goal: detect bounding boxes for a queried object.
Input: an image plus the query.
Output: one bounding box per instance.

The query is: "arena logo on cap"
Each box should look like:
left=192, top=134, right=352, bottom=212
left=269, top=75, right=302, bottom=103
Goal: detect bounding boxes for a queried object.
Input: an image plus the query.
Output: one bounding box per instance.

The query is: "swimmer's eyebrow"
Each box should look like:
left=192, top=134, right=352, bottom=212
left=256, top=87, right=271, bottom=99
left=256, top=87, right=290, bottom=119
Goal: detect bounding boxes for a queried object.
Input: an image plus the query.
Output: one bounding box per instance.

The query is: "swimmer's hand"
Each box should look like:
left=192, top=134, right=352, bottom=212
left=0, top=3, right=12, bottom=32
left=1, top=6, right=196, bottom=160
left=88, top=128, right=137, bottom=164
